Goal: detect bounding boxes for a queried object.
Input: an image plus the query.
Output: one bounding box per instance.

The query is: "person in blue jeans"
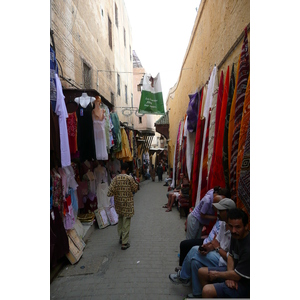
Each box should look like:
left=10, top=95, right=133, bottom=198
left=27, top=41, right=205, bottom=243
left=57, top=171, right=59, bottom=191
left=169, top=198, right=236, bottom=298
left=198, top=208, right=250, bottom=298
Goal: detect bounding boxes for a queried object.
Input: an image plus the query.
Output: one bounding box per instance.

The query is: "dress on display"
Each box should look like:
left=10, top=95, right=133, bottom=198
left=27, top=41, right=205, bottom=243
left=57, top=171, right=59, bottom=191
left=76, top=103, right=96, bottom=162
left=93, top=118, right=108, bottom=160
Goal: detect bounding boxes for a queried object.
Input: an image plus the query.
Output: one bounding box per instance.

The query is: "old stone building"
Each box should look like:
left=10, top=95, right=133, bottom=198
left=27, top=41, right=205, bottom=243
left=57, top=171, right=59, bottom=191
left=50, top=0, right=133, bottom=124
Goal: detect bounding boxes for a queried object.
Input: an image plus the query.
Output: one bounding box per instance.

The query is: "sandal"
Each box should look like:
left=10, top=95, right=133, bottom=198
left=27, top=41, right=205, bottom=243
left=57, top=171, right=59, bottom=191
left=165, top=209, right=172, bottom=212
left=121, top=243, right=130, bottom=250
left=162, top=205, right=168, bottom=208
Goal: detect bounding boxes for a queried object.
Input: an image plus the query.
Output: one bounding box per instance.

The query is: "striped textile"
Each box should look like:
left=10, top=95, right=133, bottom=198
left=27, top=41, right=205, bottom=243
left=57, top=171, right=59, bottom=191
left=208, top=66, right=230, bottom=189
left=237, top=121, right=250, bottom=215
left=207, top=71, right=222, bottom=176
left=222, top=64, right=235, bottom=191
left=230, top=27, right=249, bottom=201
left=228, top=55, right=241, bottom=189
left=236, top=75, right=250, bottom=208
left=191, top=89, right=204, bottom=207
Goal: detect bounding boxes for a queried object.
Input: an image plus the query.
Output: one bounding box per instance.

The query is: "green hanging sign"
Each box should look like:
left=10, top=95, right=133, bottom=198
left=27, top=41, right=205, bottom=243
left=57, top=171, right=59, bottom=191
left=138, top=73, right=165, bottom=115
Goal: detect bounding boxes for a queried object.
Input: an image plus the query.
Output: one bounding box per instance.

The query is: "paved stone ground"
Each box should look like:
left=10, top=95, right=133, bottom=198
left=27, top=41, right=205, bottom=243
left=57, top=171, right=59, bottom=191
left=50, top=174, right=192, bottom=299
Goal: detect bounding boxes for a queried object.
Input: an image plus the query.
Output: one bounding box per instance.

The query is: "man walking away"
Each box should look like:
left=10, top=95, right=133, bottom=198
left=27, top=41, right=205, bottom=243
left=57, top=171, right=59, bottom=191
left=107, top=162, right=139, bottom=250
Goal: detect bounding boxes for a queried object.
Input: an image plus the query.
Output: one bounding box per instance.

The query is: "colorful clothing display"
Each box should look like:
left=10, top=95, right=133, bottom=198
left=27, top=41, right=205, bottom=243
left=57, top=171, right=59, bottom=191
left=76, top=103, right=96, bottom=162
left=208, top=66, right=230, bottom=189
left=115, top=128, right=133, bottom=161
left=222, top=64, right=235, bottom=191
left=230, top=28, right=250, bottom=201
left=93, top=118, right=108, bottom=160
left=191, top=88, right=204, bottom=207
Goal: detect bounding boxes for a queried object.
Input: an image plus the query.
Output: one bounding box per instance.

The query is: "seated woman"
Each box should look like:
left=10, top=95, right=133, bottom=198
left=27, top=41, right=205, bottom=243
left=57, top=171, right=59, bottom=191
left=164, top=178, right=189, bottom=212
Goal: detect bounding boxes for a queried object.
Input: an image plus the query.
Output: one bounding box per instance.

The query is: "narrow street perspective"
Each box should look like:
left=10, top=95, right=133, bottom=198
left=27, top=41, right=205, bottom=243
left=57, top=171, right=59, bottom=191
left=51, top=174, right=191, bottom=299
left=50, top=1, right=250, bottom=299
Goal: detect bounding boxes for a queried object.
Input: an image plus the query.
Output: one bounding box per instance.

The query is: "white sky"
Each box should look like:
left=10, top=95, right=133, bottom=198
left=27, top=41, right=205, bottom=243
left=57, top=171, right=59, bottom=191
left=124, top=0, right=201, bottom=103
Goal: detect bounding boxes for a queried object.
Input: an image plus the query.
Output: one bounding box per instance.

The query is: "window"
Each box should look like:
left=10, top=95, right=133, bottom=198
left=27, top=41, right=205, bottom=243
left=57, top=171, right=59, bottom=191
left=139, top=117, right=142, bottom=124
left=125, top=85, right=128, bottom=104
left=115, top=4, right=118, bottom=27
left=129, top=45, right=132, bottom=61
left=123, top=28, right=126, bottom=47
left=108, top=16, right=112, bottom=49
left=117, top=74, right=120, bottom=96
left=83, top=62, right=91, bottom=89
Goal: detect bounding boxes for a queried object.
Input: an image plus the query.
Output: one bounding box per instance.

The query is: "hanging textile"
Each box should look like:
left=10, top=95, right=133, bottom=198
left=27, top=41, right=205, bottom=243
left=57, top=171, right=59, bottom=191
left=237, top=122, right=250, bottom=214
left=110, top=113, right=122, bottom=152
left=103, top=104, right=111, bottom=152
left=50, top=46, right=58, bottom=111
left=92, top=117, right=108, bottom=161
left=228, top=55, right=241, bottom=188
left=50, top=103, right=61, bottom=169
left=55, top=74, right=71, bottom=167
left=230, top=27, right=250, bottom=201
left=200, top=111, right=211, bottom=199
left=196, top=66, right=217, bottom=206
left=67, top=112, right=78, bottom=155
left=115, top=128, right=133, bottom=161
left=208, top=71, right=223, bottom=176
left=191, top=88, right=204, bottom=207
left=175, top=121, right=183, bottom=181
left=222, top=64, right=236, bottom=191
left=236, top=76, right=250, bottom=209
left=138, top=73, right=165, bottom=115
left=51, top=168, right=64, bottom=218
left=208, top=66, right=230, bottom=190
left=186, top=92, right=200, bottom=132
left=76, top=103, right=96, bottom=163
left=50, top=206, right=69, bottom=268
left=181, top=116, right=188, bottom=177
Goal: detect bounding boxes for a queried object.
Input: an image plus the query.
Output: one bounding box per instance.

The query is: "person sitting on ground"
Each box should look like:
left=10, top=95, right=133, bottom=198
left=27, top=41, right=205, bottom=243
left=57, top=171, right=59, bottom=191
left=165, top=172, right=184, bottom=203
left=198, top=208, right=250, bottom=298
left=164, top=177, right=189, bottom=212
left=163, top=168, right=173, bottom=186
left=169, top=198, right=236, bottom=298
left=186, top=186, right=231, bottom=240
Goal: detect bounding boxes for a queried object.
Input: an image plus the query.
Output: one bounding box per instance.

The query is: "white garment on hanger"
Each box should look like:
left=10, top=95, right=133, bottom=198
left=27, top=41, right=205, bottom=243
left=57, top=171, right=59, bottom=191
left=196, top=66, right=217, bottom=206
left=55, top=74, right=71, bottom=167
left=74, top=93, right=95, bottom=108
left=93, top=118, right=108, bottom=160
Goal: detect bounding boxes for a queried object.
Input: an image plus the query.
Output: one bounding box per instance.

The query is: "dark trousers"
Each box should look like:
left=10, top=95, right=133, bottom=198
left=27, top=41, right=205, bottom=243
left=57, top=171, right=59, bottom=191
left=179, top=238, right=203, bottom=266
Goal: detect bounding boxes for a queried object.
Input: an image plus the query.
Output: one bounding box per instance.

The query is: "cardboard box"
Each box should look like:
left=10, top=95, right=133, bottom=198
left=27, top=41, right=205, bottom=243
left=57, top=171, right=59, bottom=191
left=65, top=236, right=83, bottom=265
left=67, top=229, right=86, bottom=251
left=94, top=208, right=110, bottom=229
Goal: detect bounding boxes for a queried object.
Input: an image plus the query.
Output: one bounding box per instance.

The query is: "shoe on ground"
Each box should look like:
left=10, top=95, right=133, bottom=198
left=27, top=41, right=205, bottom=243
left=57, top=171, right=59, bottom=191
left=187, top=293, right=202, bottom=298
left=121, top=243, right=130, bottom=250
left=169, top=272, right=190, bottom=286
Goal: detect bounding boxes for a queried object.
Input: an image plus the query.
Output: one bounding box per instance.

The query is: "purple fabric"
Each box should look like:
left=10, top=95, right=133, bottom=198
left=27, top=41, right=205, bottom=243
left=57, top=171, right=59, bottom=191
left=186, top=92, right=200, bottom=132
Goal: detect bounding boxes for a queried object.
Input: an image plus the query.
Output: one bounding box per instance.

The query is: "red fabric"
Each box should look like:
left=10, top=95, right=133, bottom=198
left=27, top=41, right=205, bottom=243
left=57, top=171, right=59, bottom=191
left=230, top=28, right=250, bottom=201
left=214, top=71, right=224, bottom=152
left=200, top=112, right=211, bottom=199
left=209, top=66, right=230, bottom=189
left=191, top=89, right=204, bottom=207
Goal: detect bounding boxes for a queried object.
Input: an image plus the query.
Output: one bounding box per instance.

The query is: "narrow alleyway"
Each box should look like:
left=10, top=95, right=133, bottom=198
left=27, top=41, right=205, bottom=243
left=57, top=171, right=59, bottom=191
left=50, top=174, right=191, bottom=299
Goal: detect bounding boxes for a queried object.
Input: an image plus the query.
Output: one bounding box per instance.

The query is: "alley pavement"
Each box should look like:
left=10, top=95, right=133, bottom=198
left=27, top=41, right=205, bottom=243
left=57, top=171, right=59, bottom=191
left=50, top=174, right=192, bottom=299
